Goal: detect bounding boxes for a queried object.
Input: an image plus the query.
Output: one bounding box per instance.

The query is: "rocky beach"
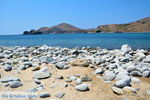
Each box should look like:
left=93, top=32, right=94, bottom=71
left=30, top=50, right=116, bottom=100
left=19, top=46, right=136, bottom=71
left=0, top=44, right=150, bottom=100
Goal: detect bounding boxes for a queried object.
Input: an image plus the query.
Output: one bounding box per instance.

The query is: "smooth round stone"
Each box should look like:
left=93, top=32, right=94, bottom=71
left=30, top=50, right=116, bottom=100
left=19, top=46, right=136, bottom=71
left=69, top=76, right=77, bottom=81
left=33, top=72, right=51, bottom=79
left=142, top=71, right=150, bottom=77
left=76, top=78, right=82, bottom=85
left=19, top=65, right=26, bottom=70
left=112, top=87, right=125, bottom=95
left=9, top=81, right=22, bottom=88
left=102, top=71, right=116, bottom=81
left=63, top=65, right=70, bottom=69
left=115, top=74, right=130, bottom=80
left=23, top=61, right=33, bottom=67
left=0, top=76, right=20, bottom=83
left=55, top=75, right=64, bottom=79
left=121, top=44, right=132, bottom=54
left=55, top=63, right=64, bottom=69
left=130, top=71, right=142, bottom=77
left=39, top=67, right=49, bottom=73
left=76, top=84, right=89, bottom=91
left=122, top=86, right=137, bottom=93
left=65, top=79, right=72, bottom=82
left=34, top=79, right=41, bottom=84
left=114, top=78, right=131, bottom=88
left=39, top=92, right=50, bottom=98
left=131, top=77, right=141, bottom=83
left=81, top=76, right=92, bottom=82
left=95, top=68, right=104, bottom=74
left=55, top=92, right=65, bottom=98
left=94, top=57, right=106, bottom=65
left=4, top=65, right=12, bottom=71
left=26, top=88, right=38, bottom=93
left=0, top=54, right=4, bottom=59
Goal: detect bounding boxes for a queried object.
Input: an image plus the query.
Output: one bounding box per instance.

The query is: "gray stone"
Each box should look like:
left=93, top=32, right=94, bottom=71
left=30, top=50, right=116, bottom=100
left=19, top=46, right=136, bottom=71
left=143, top=56, right=150, bottom=63
left=102, top=71, right=116, bottom=81
left=81, top=76, right=92, bottom=82
left=108, top=64, right=117, bottom=70
left=122, top=86, right=137, bottom=93
left=114, top=78, right=131, bottom=88
left=142, top=71, right=150, bottom=77
left=4, top=65, right=12, bottom=71
left=130, top=71, right=142, bottom=77
left=131, top=77, right=141, bottom=83
left=9, top=81, right=22, bottom=88
left=0, top=54, right=4, bottom=59
left=33, top=71, right=51, bottom=79
left=95, top=57, right=105, bottom=65
left=23, top=61, right=32, bottom=67
left=0, top=76, right=20, bottom=83
left=55, top=63, right=64, bottom=69
left=121, top=44, right=132, bottom=54
left=26, top=88, right=38, bottom=93
left=76, top=84, right=89, bottom=91
left=55, top=75, right=64, bottom=79
left=34, top=79, right=41, bottom=84
left=39, top=67, right=49, bottom=73
left=63, top=65, right=70, bottom=69
left=115, top=74, right=130, bottom=80
left=112, top=87, right=125, bottom=95
left=55, top=92, right=65, bottom=98
left=19, top=65, right=26, bottom=70
left=0, top=83, right=9, bottom=87
left=95, top=68, right=104, bottom=74
left=65, top=79, right=72, bottom=82
left=69, top=76, right=77, bottom=81
left=76, top=78, right=82, bottom=85
left=39, top=92, right=50, bottom=98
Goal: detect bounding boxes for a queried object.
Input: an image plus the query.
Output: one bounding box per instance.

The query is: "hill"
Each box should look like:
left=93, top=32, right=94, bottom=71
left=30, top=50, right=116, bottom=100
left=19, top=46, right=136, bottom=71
left=23, top=17, right=150, bottom=35
left=96, top=17, right=150, bottom=33
left=23, top=23, right=87, bottom=35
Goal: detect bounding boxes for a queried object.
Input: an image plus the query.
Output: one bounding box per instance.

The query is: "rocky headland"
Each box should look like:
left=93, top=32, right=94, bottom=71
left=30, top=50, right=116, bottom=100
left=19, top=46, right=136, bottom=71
left=0, top=45, right=150, bottom=100
left=23, top=17, right=150, bottom=35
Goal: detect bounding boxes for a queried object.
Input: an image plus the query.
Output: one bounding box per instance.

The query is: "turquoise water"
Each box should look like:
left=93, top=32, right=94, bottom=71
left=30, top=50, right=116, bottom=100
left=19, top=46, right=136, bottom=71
left=0, top=33, right=150, bottom=49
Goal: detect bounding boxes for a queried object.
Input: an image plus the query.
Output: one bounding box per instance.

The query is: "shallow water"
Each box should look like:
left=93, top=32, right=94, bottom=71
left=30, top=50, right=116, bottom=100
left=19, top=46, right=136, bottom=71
left=0, top=33, right=150, bottom=49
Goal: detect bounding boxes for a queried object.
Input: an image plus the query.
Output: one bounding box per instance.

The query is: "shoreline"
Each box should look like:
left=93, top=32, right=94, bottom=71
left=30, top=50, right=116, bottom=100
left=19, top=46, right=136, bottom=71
left=1, top=45, right=150, bottom=51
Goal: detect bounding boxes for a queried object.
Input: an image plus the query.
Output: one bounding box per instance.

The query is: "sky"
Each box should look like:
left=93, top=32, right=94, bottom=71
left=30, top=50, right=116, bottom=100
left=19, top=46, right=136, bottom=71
left=0, top=0, right=150, bottom=35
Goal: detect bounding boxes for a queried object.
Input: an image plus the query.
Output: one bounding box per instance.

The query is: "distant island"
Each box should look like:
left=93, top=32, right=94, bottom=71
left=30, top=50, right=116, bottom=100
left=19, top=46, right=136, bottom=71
left=23, top=17, right=150, bottom=35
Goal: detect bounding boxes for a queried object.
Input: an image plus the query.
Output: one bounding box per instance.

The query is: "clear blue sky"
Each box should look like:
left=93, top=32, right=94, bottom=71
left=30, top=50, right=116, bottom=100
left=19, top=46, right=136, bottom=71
left=0, top=0, right=150, bottom=35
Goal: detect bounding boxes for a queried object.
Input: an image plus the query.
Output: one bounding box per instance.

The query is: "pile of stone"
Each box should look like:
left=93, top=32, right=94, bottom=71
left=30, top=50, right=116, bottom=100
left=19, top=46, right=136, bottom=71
left=0, top=44, right=150, bottom=99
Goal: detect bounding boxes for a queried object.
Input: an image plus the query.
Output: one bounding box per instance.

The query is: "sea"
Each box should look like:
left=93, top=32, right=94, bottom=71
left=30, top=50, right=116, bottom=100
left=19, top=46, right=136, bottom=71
left=0, top=33, right=150, bottom=49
